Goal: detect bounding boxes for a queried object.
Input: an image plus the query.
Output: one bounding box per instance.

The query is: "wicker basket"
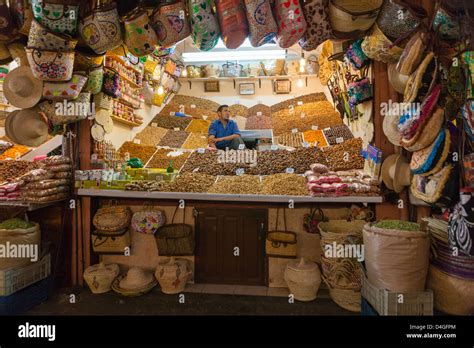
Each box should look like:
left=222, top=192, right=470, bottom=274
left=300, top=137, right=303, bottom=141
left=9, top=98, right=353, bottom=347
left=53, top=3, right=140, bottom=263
left=83, top=262, right=120, bottom=294
left=319, top=220, right=366, bottom=244
left=329, top=0, right=383, bottom=39
left=93, top=206, right=131, bottom=232
left=266, top=208, right=297, bottom=258
left=284, top=258, right=321, bottom=301
left=427, top=265, right=474, bottom=315
left=155, top=207, right=194, bottom=256
left=92, top=229, right=131, bottom=254
left=155, top=257, right=192, bottom=294
left=329, top=286, right=361, bottom=312
left=321, top=257, right=361, bottom=289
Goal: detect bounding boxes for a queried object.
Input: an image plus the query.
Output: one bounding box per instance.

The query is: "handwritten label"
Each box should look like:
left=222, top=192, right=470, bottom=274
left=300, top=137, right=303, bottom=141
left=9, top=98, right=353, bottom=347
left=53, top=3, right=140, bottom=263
left=152, top=122, right=158, bottom=127
left=302, top=142, right=309, bottom=148
left=297, top=101, right=303, bottom=106
left=174, top=127, right=180, bottom=131
left=311, top=125, right=318, bottom=130
left=202, top=115, right=208, bottom=120
left=236, top=168, right=245, bottom=175
left=257, top=111, right=262, bottom=116
left=336, top=137, right=344, bottom=144
left=238, top=144, right=245, bottom=150
left=190, top=104, right=196, bottom=109
left=323, top=127, right=331, bottom=131
left=292, top=128, right=298, bottom=134
left=285, top=168, right=295, bottom=174
left=271, top=145, right=278, bottom=151
left=133, top=139, right=141, bottom=144
left=197, top=148, right=205, bottom=153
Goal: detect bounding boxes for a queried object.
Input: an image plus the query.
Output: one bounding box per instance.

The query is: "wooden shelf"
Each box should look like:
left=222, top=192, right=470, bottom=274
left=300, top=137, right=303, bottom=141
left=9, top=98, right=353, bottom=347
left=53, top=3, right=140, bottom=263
left=111, top=115, right=141, bottom=128
left=179, top=74, right=317, bottom=82
left=105, top=66, right=142, bottom=89
left=118, top=97, right=140, bottom=109
left=0, top=199, right=67, bottom=211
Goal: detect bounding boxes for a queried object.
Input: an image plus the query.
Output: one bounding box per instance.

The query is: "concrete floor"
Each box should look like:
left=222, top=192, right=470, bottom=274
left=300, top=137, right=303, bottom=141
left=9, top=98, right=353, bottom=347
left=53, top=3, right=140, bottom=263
left=27, top=285, right=355, bottom=316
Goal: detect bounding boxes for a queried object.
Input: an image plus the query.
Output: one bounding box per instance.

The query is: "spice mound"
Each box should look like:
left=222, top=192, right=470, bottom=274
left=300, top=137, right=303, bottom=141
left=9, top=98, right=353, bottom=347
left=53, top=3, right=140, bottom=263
left=209, top=175, right=262, bottom=194
left=261, top=174, right=308, bottom=196
left=167, top=173, right=216, bottom=193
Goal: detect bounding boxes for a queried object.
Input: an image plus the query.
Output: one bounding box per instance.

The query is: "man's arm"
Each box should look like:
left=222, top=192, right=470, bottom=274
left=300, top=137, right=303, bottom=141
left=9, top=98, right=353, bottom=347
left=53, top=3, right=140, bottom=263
left=215, top=122, right=241, bottom=142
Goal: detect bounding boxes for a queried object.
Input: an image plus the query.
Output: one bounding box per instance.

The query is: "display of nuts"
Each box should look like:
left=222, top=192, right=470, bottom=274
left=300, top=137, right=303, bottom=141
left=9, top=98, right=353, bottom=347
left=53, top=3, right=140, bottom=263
left=152, top=114, right=192, bottom=130
left=323, top=125, right=354, bottom=145
left=209, top=175, right=262, bottom=194
left=182, top=133, right=209, bottom=150
left=245, top=114, right=272, bottom=129
left=158, top=130, right=190, bottom=148
left=273, top=132, right=304, bottom=148
left=167, top=173, right=216, bottom=193
left=135, top=126, right=168, bottom=146
left=118, top=142, right=157, bottom=164
left=145, top=149, right=190, bottom=169
left=261, top=173, right=308, bottom=196
left=321, top=138, right=365, bottom=171
left=0, top=161, right=38, bottom=183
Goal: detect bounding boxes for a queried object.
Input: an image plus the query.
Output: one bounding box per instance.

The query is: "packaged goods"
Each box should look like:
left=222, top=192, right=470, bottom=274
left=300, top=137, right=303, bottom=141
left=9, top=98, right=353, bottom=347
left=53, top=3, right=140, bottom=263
left=24, top=179, right=69, bottom=190
left=41, top=155, right=71, bottom=166
left=0, top=161, right=38, bottom=183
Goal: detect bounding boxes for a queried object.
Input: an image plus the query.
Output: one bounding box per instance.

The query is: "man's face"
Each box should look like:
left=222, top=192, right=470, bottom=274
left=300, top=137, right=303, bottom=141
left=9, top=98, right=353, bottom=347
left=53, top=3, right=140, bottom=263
left=218, top=107, right=230, bottom=120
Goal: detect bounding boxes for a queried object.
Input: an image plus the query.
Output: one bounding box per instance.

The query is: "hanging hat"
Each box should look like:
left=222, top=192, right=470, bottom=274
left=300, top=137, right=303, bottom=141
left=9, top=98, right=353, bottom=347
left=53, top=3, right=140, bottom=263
left=5, top=108, right=49, bottom=147
left=410, top=128, right=451, bottom=176
left=388, top=63, right=409, bottom=94
left=401, top=107, right=445, bottom=152
left=383, top=105, right=402, bottom=146
left=404, top=52, right=438, bottom=103
left=381, top=153, right=412, bottom=193
left=411, top=164, right=459, bottom=207
left=0, top=43, right=12, bottom=65
left=4, top=66, right=43, bottom=108
left=111, top=267, right=157, bottom=296
left=7, top=41, right=29, bottom=66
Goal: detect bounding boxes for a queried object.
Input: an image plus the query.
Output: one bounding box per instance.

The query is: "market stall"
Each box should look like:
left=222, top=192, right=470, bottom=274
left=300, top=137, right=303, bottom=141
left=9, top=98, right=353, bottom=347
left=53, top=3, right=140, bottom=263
left=0, top=0, right=471, bottom=319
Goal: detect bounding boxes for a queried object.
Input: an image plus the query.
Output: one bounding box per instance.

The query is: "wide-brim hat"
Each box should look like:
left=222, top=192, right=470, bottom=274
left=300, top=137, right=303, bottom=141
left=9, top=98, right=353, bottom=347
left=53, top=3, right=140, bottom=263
left=402, top=107, right=445, bottom=152
left=410, top=128, right=451, bottom=176
left=5, top=108, right=49, bottom=147
left=7, top=41, right=29, bottom=67
left=383, top=105, right=402, bottom=145
left=388, top=63, right=409, bottom=94
left=4, top=66, right=43, bottom=108
left=411, top=164, right=459, bottom=207
left=0, top=43, right=12, bottom=65
left=381, top=153, right=412, bottom=193
left=404, top=51, right=437, bottom=103
left=111, top=268, right=157, bottom=296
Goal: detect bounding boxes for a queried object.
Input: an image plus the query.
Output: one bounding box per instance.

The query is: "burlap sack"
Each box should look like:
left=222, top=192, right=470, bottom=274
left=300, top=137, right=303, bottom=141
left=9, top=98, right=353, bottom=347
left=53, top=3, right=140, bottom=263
left=0, top=222, right=41, bottom=270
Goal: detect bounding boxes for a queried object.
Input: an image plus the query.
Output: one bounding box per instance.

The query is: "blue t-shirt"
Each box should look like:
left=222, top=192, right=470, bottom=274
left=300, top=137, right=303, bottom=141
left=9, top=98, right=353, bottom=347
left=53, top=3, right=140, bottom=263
left=208, top=119, right=241, bottom=149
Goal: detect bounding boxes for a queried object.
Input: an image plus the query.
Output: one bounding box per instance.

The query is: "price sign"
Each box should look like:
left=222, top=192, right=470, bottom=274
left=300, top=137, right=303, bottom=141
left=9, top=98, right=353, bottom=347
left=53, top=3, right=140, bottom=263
left=297, top=101, right=303, bottom=106
left=292, top=128, right=298, bottom=134
left=257, top=111, right=262, bottom=116
left=300, top=112, right=305, bottom=119
left=190, top=104, right=196, bottom=109
left=192, top=167, right=200, bottom=172
left=238, top=144, right=245, bottom=150
left=311, top=125, right=318, bottom=130
left=179, top=105, right=185, bottom=113
left=152, top=122, right=158, bottom=127
left=336, top=137, right=344, bottom=144
left=236, top=168, right=245, bottom=175
left=197, top=148, right=205, bottom=153
left=202, top=115, right=208, bottom=120
left=133, top=139, right=141, bottom=144
left=174, top=127, right=180, bottom=131
left=271, top=145, right=278, bottom=151
left=324, top=127, right=331, bottom=131
left=302, top=142, right=309, bottom=148
left=91, top=154, right=98, bottom=161
left=285, top=168, right=295, bottom=174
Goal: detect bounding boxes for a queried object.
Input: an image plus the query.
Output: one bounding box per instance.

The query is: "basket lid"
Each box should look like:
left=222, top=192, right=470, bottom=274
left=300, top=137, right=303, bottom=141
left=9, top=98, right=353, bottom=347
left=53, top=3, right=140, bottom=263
left=84, top=262, right=119, bottom=278
left=287, top=258, right=318, bottom=272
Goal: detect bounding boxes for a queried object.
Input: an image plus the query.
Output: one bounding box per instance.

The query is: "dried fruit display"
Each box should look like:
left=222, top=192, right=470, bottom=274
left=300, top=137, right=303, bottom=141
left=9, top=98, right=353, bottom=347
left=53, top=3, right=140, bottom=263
left=303, top=130, right=329, bottom=147
left=323, top=125, right=354, bottom=145
left=172, top=95, right=220, bottom=111
left=185, top=107, right=218, bottom=120
left=273, top=132, right=304, bottom=148
left=0, top=145, right=30, bottom=160
left=228, top=104, right=249, bottom=118
left=158, top=130, right=189, bottom=148
left=231, top=116, right=247, bottom=130
left=145, top=149, right=190, bottom=169
left=134, top=126, right=168, bottom=146
left=182, top=133, right=209, bottom=149
left=0, top=161, right=38, bottom=183
left=167, top=173, right=216, bottom=193
left=118, top=142, right=157, bottom=164
left=248, top=104, right=271, bottom=117
left=261, top=174, right=308, bottom=196
left=245, top=114, right=272, bottom=129
left=322, top=138, right=365, bottom=171
left=185, top=119, right=211, bottom=133
left=152, top=114, right=192, bottom=130
left=125, top=180, right=170, bottom=191
left=270, top=93, right=327, bottom=112
left=209, top=175, right=262, bottom=194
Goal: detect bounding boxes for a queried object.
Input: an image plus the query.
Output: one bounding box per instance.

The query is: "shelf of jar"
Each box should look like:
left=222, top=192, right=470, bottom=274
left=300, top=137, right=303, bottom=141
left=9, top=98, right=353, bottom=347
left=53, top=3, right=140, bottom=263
left=111, top=115, right=141, bottom=128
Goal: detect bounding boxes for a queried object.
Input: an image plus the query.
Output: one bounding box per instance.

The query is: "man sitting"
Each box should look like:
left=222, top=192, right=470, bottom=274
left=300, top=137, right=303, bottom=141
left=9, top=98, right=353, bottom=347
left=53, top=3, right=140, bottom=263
left=208, top=104, right=245, bottom=150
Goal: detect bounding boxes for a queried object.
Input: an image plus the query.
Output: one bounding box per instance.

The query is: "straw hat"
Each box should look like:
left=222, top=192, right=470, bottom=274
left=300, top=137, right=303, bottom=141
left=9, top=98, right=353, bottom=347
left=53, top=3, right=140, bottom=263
left=7, top=41, right=29, bottom=67
left=119, top=267, right=154, bottom=290
left=410, top=129, right=450, bottom=176
left=5, top=108, right=49, bottom=147
left=404, top=52, right=437, bottom=103
left=388, top=63, right=409, bottom=94
left=4, top=66, right=43, bottom=108
left=381, top=153, right=412, bottom=193
left=382, top=106, right=402, bottom=146
left=402, top=107, right=445, bottom=152
left=0, top=43, right=12, bottom=65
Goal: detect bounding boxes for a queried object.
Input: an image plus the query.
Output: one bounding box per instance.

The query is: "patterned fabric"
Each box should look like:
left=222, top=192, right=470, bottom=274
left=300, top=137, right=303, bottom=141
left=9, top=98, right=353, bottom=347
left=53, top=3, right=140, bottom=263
left=102, top=70, right=121, bottom=98
left=344, top=39, right=369, bottom=70
left=151, top=1, right=190, bottom=48
left=216, top=0, right=248, bottom=49
left=31, top=0, right=78, bottom=35
left=124, top=9, right=158, bottom=57
left=347, top=78, right=372, bottom=107
left=409, top=129, right=446, bottom=174
left=244, top=0, right=277, bottom=47
left=376, top=0, right=423, bottom=41
left=43, top=73, right=88, bottom=100
left=25, top=47, right=74, bottom=81
left=432, top=6, right=460, bottom=42
left=83, top=68, right=103, bottom=95
left=449, top=190, right=474, bottom=256
left=462, top=51, right=474, bottom=100
left=132, top=211, right=166, bottom=235
left=79, top=4, right=122, bottom=54
left=188, top=0, right=220, bottom=51
left=298, top=0, right=332, bottom=52
left=28, top=19, right=77, bottom=51
left=274, top=0, right=307, bottom=49
left=361, top=24, right=403, bottom=64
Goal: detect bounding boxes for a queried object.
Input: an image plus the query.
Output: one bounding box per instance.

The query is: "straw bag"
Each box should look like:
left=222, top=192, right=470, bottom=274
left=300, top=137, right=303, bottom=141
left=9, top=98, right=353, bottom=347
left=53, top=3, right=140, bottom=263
left=83, top=262, right=119, bottom=294
left=266, top=209, right=297, bottom=258
left=244, top=0, right=277, bottom=48
left=274, top=0, right=307, bottom=49
left=123, top=8, right=158, bottom=57
left=396, top=30, right=430, bottom=76
left=299, top=0, right=333, bottom=52
left=42, top=72, right=88, bottom=100
left=151, top=0, right=190, bottom=48
left=131, top=209, right=166, bottom=235
left=328, top=0, right=383, bottom=39
left=155, top=257, right=192, bottom=294
left=376, top=0, right=427, bottom=41
left=222, top=62, right=242, bottom=77
left=188, top=0, right=221, bottom=51
left=79, top=3, right=123, bottom=54
left=216, top=0, right=249, bottom=49
left=361, top=24, right=404, bottom=64
left=74, top=49, right=104, bottom=71
left=39, top=92, right=91, bottom=125
left=31, top=0, right=79, bottom=35
left=25, top=47, right=74, bottom=81
left=83, top=67, right=103, bottom=95
left=93, top=205, right=132, bottom=233
left=28, top=19, right=77, bottom=51
left=92, top=228, right=131, bottom=254
left=10, top=0, right=34, bottom=36
left=155, top=207, right=195, bottom=256
left=0, top=1, right=19, bottom=42
left=94, top=92, right=113, bottom=110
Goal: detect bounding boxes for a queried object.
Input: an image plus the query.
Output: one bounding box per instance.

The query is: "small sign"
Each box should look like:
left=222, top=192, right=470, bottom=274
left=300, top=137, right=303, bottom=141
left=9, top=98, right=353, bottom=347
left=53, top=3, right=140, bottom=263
left=197, top=148, right=205, bottom=153
left=292, top=128, right=298, bottom=133
left=302, top=142, right=309, bottom=148
left=311, top=125, right=318, bottom=130
left=257, top=111, right=262, bottom=116
left=190, top=104, right=196, bottom=109
left=152, top=122, right=158, bottom=127
left=202, top=115, right=208, bottom=120
left=192, top=167, right=200, bottom=172
left=238, top=144, right=245, bottom=150
left=300, top=112, right=305, bottom=119
left=174, top=127, right=180, bottom=131
left=133, top=139, right=141, bottom=144
left=285, top=168, right=294, bottom=174
left=323, top=127, right=331, bottom=131
left=297, top=101, right=303, bottom=106
left=271, top=145, right=278, bottom=151
left=336, top=137, right=344, bottom=144
left=236, top=168, right=245, bottom=175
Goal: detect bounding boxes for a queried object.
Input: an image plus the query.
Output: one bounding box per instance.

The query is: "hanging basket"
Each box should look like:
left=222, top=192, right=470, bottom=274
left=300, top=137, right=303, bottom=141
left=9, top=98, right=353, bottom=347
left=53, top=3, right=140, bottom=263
left=266, top=208, right=297, bottom=258
left=93, top=206, right=132, bottom=232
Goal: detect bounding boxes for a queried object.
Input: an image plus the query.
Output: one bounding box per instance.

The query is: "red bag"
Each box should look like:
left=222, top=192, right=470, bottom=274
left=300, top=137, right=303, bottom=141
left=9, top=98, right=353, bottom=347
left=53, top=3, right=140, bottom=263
left=273, top=0, right=307, bottom=48
left=216, top=0, right=249, bottom=49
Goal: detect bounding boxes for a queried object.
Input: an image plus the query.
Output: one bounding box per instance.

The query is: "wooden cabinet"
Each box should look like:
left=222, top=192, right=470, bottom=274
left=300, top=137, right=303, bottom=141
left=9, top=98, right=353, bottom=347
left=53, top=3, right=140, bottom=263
left=195, top=208, right=267, bottom=285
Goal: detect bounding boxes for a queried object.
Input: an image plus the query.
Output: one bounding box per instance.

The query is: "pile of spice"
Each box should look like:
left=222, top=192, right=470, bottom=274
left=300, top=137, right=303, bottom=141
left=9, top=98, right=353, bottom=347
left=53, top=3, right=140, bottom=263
left=245, top=114, right=272, bottom=129
left=158, top=130, right=189, bottom=148
left=145, top=149, right=190, bottom=169
left=0, top=161, right=38, bottom=182
left=261, top=174, right=308, bottom=196
left=303, top=130, right=329, bottom=147
left=118, top=142, right=157, bottom=164
left=374, top=220, right=421, bottom=231
left=209, top=175, right=262, bottom=194
left=185, top=119, right=211, bottom=133
left=167, top=173, right=216, bottom=193
left=321, top=138, right=364, bottom=171
left=0, top=218, right=35, bottom=229
left=134, top=126, right=168, bottom=146
left=182, top=133, right=208, bottom=150
left=152, top=114, right=192, bottom=130
left=0, top=145, right=30, bottom=160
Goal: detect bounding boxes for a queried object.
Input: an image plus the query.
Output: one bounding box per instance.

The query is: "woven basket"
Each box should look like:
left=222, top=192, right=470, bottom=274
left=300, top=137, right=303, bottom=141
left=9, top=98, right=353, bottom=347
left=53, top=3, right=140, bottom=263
left=284, top=258, right=321, bottom=301
left=83, top=262, right=119, bottom=294
left=321, top=257, right=361, bottom=289
left=329, top=0, right=383, bottom=39
left=93, top=206, right=132, bottom=232
left=111, top=274, right=157, bottom=297
left=266, top=208, right=297, bottom=258
left=427, top=265, right=474, bottom=315
left=155, top=257, right=192, bottom=294
left=0, top=222, right=41, bottom=270
left=319, top=220, right=366, bottom=244
left=155, top=207, right=194, bottom=256
left=328, top=285, right=361, bottom=312
left=92, top=229, right=131, bottom=254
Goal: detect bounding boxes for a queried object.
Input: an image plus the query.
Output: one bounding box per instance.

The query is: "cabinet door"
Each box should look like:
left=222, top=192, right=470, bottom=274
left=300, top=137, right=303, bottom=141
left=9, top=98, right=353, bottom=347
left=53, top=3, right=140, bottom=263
left=195, top=208, right=266, bottom=285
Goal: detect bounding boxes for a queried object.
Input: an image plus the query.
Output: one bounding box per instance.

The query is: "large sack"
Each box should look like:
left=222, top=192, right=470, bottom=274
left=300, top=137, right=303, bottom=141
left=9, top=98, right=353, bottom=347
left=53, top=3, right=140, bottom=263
left=0, top=222, right=41, bottom=270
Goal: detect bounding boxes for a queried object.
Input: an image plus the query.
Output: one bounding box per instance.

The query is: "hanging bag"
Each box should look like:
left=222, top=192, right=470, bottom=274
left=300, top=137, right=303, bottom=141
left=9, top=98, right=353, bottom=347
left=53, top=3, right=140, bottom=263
left=266, top=208, right=297, bottom=258
left=151, top=0, right=191, bottom=48
left=299, top=0, right=333, bottom=51
left=131, top=205, right=166, bottom=235
left=187, top=0, right=221, bottom=51
left=155, top=207, right=195, bottom=256
left=0, top=0, right=20, bottom=42
left=25, top=47, right=74, bottom=81
left=79, top=2, right=123, bottom=54
left=28, top=19, right=78, bottom=51
left=92, top=228, right=131, bottom=254
left=102, top=69, right=121, bottom=98
left=273, top=0, right=307, bottom=49
left=10, top=0, right=35, bottom=36
left=361, top=24, right=404, bottom=64
left=31, top=0, right=80, bottom=35
left=123, top=7, right=158, bottom=57
left=244, top=0, right=277, bottom=48
left=215, top=0, right=249, bottom=49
